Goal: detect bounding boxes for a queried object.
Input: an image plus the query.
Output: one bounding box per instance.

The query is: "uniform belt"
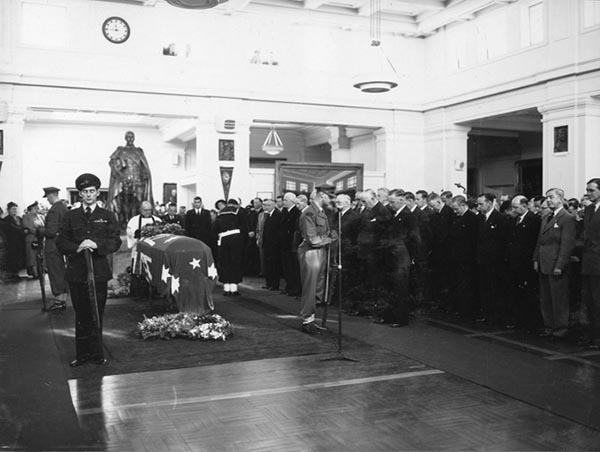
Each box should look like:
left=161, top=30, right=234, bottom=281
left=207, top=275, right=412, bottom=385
left=217, top=229, right=240, bottom=246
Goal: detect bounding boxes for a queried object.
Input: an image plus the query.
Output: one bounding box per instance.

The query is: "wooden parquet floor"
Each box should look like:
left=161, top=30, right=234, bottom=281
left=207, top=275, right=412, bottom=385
left=68, top=349, right=600, bottom=451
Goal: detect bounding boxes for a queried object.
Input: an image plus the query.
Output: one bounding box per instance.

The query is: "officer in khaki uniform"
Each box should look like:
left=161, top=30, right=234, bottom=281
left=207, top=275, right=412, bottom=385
left=57, top=173, right=122, bottom=367
left=298, top=191, right=334, bottom=334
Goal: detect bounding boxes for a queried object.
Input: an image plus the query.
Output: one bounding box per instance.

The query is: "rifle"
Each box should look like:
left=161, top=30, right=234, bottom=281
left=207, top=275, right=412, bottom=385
left=83, top=249, right=103, bottom=354
left=36, top=230, right=47, bottom=312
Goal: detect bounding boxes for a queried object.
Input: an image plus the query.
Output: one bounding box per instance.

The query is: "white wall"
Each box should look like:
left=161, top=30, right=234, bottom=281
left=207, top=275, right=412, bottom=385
left=20, top=123, right=184, bottom=208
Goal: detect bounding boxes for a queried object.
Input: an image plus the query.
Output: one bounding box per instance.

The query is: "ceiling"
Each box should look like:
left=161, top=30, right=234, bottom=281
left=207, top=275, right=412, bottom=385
left=97, top=0, right=516, bottom=37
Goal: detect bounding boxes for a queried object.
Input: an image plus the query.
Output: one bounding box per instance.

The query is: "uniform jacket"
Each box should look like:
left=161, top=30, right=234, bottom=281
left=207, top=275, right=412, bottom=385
left=507, top=211, right=541, bottom=272
left=213, top=206, right=248, bottom=237
left=582, top=204, right=600, bottom=275
left=387, top=206, right=422, bottom=267
left=449, top=209, right=478, bottom=264
left=298, top=202, right=331, bottom=248
left=533, top=208, right=576, bottom=275
left=185, top=208, right=212, bottom=246
left=57, top=206, right=122, bottom=283
left=477, top=209, right=510, bottom=265
left=41, top=200, right=68, bottom=252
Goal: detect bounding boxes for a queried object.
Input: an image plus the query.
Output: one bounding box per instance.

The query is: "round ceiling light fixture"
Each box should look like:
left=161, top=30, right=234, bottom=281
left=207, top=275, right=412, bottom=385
left=164, top=0, right=228, bottom=9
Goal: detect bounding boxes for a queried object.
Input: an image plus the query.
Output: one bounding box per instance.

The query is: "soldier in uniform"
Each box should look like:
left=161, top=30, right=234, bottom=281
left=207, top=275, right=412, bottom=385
left=213, top=199, right=247, bottom=296
left=57, top=173, right=122, bottom=367
left=298, top=191, right=335, bottom=334
left=39, top=187, right=69, bottom=311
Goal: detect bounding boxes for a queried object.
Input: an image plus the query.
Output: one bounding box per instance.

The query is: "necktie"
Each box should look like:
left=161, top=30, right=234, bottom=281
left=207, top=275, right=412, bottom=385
left=85, top=207, right=91, bottom=217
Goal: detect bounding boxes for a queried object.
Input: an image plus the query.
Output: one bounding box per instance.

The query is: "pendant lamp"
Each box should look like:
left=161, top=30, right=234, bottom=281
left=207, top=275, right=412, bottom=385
left=164, top=0, right=227, bottom=9
left=262, top=125, right=284, bottom=156
left=353, top=0, right=398, bottom=93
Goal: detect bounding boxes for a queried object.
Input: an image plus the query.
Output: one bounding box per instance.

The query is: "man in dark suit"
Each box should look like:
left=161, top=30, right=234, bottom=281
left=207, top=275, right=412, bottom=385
left=261, top=198, right=283, bottom=290
left=428, top=192, right=455, bottom=309
left=448, top=195, right=478, bottom=319
left=581, top=178, right=600, bottom=347
left=476, top=193, right=510, bottom=324
left=281, top=192, right=301, bottom=296
left=507, top=195, right=541, bottom=331
left=357, top=189, right=392, bottom=291
left=408, top=190, right=433, bottom=304
left=162, top=203, right=184, bottom=227
left=381, top=189, right=421, bottom=326
left=533, top=188, right=576, bottom=338
left=185, top=196, right=213, bottom=248
left=333, top=194, right=361, bottom=304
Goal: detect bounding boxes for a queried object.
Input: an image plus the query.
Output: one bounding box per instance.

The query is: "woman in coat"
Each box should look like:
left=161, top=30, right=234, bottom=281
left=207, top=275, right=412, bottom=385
left=3, top=202, right=27, bottom=281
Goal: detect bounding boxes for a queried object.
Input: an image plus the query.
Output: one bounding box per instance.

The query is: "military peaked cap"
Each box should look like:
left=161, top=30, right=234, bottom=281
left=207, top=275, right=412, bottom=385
left=42, top=186, right=60, bottom=197
left=75, top=173, right=101, bottom=191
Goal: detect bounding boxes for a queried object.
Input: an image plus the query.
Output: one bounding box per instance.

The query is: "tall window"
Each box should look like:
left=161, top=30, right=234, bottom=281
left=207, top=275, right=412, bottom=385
left=583, top=0, right=600, bottom=28
left=521, top=1, right=544, bottom=48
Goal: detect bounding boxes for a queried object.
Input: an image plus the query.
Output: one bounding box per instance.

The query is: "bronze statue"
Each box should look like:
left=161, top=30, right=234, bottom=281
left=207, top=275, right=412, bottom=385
left=108, top=131, right=154, bottom=227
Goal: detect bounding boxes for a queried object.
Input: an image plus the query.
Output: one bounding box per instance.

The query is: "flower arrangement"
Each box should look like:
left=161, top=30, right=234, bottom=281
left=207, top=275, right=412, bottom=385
left=107, top=268, right=133, bottom=298
left=138, top=312, right=233, bottom=341
left=140, top=223, right=184, bottom=238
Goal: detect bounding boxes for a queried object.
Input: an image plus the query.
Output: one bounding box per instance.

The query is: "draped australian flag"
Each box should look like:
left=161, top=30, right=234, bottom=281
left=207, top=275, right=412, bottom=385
left=136, top=234, right=218, bottom=315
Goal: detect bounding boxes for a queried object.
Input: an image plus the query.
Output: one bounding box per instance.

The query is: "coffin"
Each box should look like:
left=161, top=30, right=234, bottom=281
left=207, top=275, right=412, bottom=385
left=136, top=234, right=217, bottom=315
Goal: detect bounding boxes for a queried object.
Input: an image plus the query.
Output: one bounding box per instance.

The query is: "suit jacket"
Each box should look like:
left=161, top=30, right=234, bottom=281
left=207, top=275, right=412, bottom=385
left=449, top=210, right=478, bottom=264
left=533, top=208, right=576, bottom=275
left=161, top=213, right=184, bottom=227
left=431, top=205, right=455, bottom=260
left=387, top=207, right=421, bottom=267
left=357, top=201, right=392, bottom=255
left=413, top=206, right=434, bottom=256
left=507, top=211, right=540, bottom=272
left=477, top=209, right=510, bottom=265
left=335, top=208, right=361, bottom=255
left=185, top=208, right=212, bottom=245
left=282, top=206, right=301, bottom=252
left=262, top=209, right=283, bottom=252
left=582, top=204, right=600, bottom=275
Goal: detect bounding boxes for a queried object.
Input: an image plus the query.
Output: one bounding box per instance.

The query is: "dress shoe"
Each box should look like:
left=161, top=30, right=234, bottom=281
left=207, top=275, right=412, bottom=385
left=372, top=318, right=385, bottom=324
left=475, top=317, right=487, bottom=323
left=538, top=330, right=553, bottom=337
left=69, top=358, right=89, bottom=367
left=389, top=323, right=402, bottom=328
left=230, top=291, right=241, bottom=297
left=301, top=322, right=321, bottom=335
left=47, top=301, right=66, bottom=311
left=223, top=291, right=232, bottom=296
left=93, top=357, right=108, bottom=365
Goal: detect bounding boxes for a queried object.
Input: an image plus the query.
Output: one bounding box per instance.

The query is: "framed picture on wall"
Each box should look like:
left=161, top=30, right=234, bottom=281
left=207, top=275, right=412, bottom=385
left=163, top=183, right=177, bottom=205
left=218, top=139, right=234, bottom=161
left=553, top=126, right=568, bottom=153
left=275, top=162, right=364, bottom=197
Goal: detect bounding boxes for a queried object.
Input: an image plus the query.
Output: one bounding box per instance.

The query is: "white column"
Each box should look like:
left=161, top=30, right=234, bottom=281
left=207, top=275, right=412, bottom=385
left=327, top=126, right=351, bottom=163
left=0, top=110, right=26, bottom=206
left=193, top=116, right=253, bottom=207
left=539, top=98, right=600, bottom=198
left=423, top=124, right=470, bottom=194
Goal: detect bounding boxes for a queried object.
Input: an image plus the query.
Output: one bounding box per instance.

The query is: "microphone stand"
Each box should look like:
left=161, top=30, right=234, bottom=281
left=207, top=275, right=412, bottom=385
left=321, top=208, right=358, bottom=363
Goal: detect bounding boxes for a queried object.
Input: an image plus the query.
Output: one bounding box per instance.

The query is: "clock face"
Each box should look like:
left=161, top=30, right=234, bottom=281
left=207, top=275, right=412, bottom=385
left=102, top=17, right=130, bottom=44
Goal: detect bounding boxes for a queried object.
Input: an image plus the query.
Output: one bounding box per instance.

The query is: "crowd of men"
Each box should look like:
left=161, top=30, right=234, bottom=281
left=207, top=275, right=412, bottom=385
left=2, top=177, right=599, bottom=350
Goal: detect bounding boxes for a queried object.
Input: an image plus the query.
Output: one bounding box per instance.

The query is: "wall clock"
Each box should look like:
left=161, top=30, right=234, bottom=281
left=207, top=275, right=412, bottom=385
left=102, top=17, right=130, bottom=44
